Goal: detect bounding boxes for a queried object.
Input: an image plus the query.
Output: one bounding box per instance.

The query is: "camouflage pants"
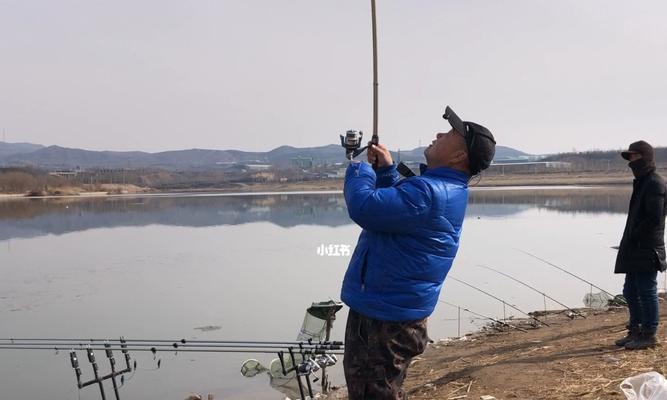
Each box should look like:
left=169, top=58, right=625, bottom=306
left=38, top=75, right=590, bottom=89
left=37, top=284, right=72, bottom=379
left=343, top=309, right=429, bottom=400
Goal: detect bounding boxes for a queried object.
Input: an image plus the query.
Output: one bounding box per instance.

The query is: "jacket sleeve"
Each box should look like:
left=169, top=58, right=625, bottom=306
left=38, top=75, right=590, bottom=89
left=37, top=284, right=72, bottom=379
left=375, top=164, right=401, bottom=188
left=344, top=162, right=432, bottom=233
left=631, top=180, right=666, bottom=242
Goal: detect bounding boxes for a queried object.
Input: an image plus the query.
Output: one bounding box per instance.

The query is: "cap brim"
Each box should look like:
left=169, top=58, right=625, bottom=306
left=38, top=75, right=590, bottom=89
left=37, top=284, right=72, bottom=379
left=621, top=151, right=638, bottom=160
left=443, top=106, right=467, bottom=137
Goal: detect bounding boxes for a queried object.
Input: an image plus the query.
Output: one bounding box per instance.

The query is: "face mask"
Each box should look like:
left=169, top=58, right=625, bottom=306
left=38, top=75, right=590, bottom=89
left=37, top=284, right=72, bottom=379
left=628, top=158, right=653, bottom=178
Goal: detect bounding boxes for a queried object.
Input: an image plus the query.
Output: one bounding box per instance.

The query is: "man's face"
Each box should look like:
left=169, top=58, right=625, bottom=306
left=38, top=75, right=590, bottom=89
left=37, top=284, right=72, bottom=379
left=424, top=128, right=468, bottom=167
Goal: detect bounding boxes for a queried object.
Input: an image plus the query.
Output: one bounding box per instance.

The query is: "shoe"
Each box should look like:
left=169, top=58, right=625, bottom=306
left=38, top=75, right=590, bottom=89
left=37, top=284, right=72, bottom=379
left=624, top=333, right=658, bottom=350
left=615, top=326, right=640, bottom=347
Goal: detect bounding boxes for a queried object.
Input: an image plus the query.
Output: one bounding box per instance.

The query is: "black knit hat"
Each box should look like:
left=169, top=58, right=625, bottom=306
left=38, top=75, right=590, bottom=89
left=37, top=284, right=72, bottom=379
left=443, top=106, right=496, bottom=175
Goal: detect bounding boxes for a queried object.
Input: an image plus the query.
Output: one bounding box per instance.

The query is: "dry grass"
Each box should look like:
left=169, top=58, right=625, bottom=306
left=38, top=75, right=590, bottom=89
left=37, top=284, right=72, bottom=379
left=402, top=307, right=667, bottom=400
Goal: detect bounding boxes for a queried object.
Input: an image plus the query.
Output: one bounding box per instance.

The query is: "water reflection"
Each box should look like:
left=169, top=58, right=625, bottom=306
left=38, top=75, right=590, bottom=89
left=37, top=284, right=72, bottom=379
left=0, top=194, right=348, bottom=241
left=0, top=187, right=632, bottom=241
left=469, top=187, right=632, bottom=215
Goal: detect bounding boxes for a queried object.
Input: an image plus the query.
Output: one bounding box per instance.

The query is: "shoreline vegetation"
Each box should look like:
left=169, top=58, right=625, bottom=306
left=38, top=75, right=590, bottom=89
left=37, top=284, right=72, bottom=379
left=2, top=169, right=662, bottom=199
left=1, top=146, right=665, bottom=198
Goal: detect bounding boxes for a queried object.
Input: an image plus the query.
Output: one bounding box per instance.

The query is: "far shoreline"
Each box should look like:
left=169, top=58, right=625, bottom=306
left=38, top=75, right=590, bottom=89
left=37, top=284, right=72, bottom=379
left=0, top=171, right=639, bottom=200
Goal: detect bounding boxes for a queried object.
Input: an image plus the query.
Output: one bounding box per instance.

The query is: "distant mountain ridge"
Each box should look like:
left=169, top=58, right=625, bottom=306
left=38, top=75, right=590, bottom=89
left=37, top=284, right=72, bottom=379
left=0, top=141, right=532, bottom=170
left=0, top=142, right=45, bottom=159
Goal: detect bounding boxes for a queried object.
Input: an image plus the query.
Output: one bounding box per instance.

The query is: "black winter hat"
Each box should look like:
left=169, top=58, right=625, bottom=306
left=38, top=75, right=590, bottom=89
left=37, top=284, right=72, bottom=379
left=443, top=106, right=496, bottom=175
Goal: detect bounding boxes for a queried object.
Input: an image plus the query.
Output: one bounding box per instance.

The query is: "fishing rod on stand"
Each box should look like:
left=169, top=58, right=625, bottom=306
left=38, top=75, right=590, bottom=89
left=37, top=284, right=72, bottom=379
left=515, top=248, right=626, bottom=306
left=438, top=300, right=528, bottom=336
left=0, top=338, right=344, bottom=400
left=477, top=264, right=587, bottom=319
left=448, top=276, right=550, bottom=327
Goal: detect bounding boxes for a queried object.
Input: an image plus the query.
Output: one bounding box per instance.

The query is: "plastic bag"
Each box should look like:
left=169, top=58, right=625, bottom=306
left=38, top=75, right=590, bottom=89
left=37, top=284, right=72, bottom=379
left=582, top=292, right=614, bottom=310
left=621, top=372, right=667, bottom=400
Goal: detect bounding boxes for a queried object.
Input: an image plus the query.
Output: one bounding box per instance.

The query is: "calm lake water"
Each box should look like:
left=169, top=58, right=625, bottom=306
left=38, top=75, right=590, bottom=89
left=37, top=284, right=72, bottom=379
left=0, top=186, right=655, bottom=399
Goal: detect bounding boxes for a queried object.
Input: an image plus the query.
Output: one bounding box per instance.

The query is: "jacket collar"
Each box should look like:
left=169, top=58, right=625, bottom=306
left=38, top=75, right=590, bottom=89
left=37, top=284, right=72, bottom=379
left=419, top=163, right=469, bottom=184
left=633, top=167, right=656, bottom=182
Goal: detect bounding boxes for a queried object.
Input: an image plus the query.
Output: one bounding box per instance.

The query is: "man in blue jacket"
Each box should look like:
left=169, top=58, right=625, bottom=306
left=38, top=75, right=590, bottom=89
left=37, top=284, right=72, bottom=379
left=341, top=106, right=496, bottom=399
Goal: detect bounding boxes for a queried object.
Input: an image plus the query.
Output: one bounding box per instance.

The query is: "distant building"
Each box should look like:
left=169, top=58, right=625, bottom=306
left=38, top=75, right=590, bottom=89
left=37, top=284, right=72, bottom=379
left=48, top=170, right=79, bottom=178
left=488, top=161, right=572, bottom=175
left=291, top=157, right=313, bottom=169
left=222, top=163, right=272, bottom=173
left=245, top=164, right=272, bottom=171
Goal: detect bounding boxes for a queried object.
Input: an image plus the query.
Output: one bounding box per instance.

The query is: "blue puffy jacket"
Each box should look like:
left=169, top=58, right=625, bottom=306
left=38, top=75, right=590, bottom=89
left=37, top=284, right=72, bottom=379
left=341, top=161, right=469, bottom=322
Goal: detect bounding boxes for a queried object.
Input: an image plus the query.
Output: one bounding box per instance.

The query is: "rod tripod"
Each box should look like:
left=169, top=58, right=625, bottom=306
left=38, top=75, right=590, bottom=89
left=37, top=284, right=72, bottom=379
left=276, top=341, right=342, bottom=400
left=69, top=338, right=134, bottom=400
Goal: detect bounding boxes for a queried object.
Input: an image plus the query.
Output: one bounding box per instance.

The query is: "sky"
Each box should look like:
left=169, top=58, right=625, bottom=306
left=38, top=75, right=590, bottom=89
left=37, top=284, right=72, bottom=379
left=1, top=0, right=667, bottom=155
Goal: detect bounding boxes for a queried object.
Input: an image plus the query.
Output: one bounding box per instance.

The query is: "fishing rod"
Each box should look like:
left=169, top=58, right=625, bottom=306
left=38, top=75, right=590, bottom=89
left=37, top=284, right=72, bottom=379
left=0, top=339, right=344, bottom=400
left=439, top=299, right=527, bottom=334
left=0, top=338, right=343, bottom=354
left=0, top=337, right=343, bottom=347
left=370, top=0, right=379, bottom=169
left=340, top=0, right=381, bottom=163
left=0, top=337, right=345, bottom=400
left=515, top=248, right=621, bottom=301
left=0, top=345, right=345, bottom=355
left=448, top=276, right=549, bottom=327
left=0, top=338, right=344, bottom=354
left=477, top=264, right=586, bottom=319
left=0, top=342, right=342, bottom=352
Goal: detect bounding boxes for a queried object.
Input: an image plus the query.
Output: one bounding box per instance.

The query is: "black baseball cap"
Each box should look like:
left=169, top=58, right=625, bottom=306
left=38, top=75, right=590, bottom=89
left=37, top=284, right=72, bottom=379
left=443, top=106, right=496, bottom=175
left=621, top=140, right=654, bottom=161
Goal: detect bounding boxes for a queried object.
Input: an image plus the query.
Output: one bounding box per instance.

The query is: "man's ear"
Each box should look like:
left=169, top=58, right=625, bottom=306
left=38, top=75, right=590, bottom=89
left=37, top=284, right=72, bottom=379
left=452, top=150, right=468, bottom=165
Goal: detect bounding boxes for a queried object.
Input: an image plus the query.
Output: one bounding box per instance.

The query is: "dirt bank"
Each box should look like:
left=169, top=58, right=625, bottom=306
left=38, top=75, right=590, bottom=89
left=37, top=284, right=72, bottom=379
left=398, top=306, right=666, bottom=399
left=328, top=305, right=666, bottom=400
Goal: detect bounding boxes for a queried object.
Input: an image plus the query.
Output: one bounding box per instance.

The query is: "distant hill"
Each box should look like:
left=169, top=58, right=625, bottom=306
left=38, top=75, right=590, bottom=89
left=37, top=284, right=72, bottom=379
left=494, top=146, right=534, bottom=160
left=0, top=142, right=534, bottom=170
left=0, top=142, right=44, bottom=159
left=397, top=145, right=532, bottom=162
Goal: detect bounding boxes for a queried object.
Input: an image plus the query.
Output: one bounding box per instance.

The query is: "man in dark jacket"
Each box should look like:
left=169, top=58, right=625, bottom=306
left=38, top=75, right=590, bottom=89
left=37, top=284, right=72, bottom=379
left=341, top=107, right=496, bottom=399
left=614, top=140, right=667, bottom=350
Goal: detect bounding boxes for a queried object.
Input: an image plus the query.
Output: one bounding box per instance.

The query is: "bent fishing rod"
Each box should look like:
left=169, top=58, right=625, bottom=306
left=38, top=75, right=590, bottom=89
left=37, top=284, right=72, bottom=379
left=439, top=300, right=527, bottom=333
left=477, top=264, right=586, bottom=319
left=448, top=276, right=549, bottom=327
left=515, top=248, right=621, bottom=302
